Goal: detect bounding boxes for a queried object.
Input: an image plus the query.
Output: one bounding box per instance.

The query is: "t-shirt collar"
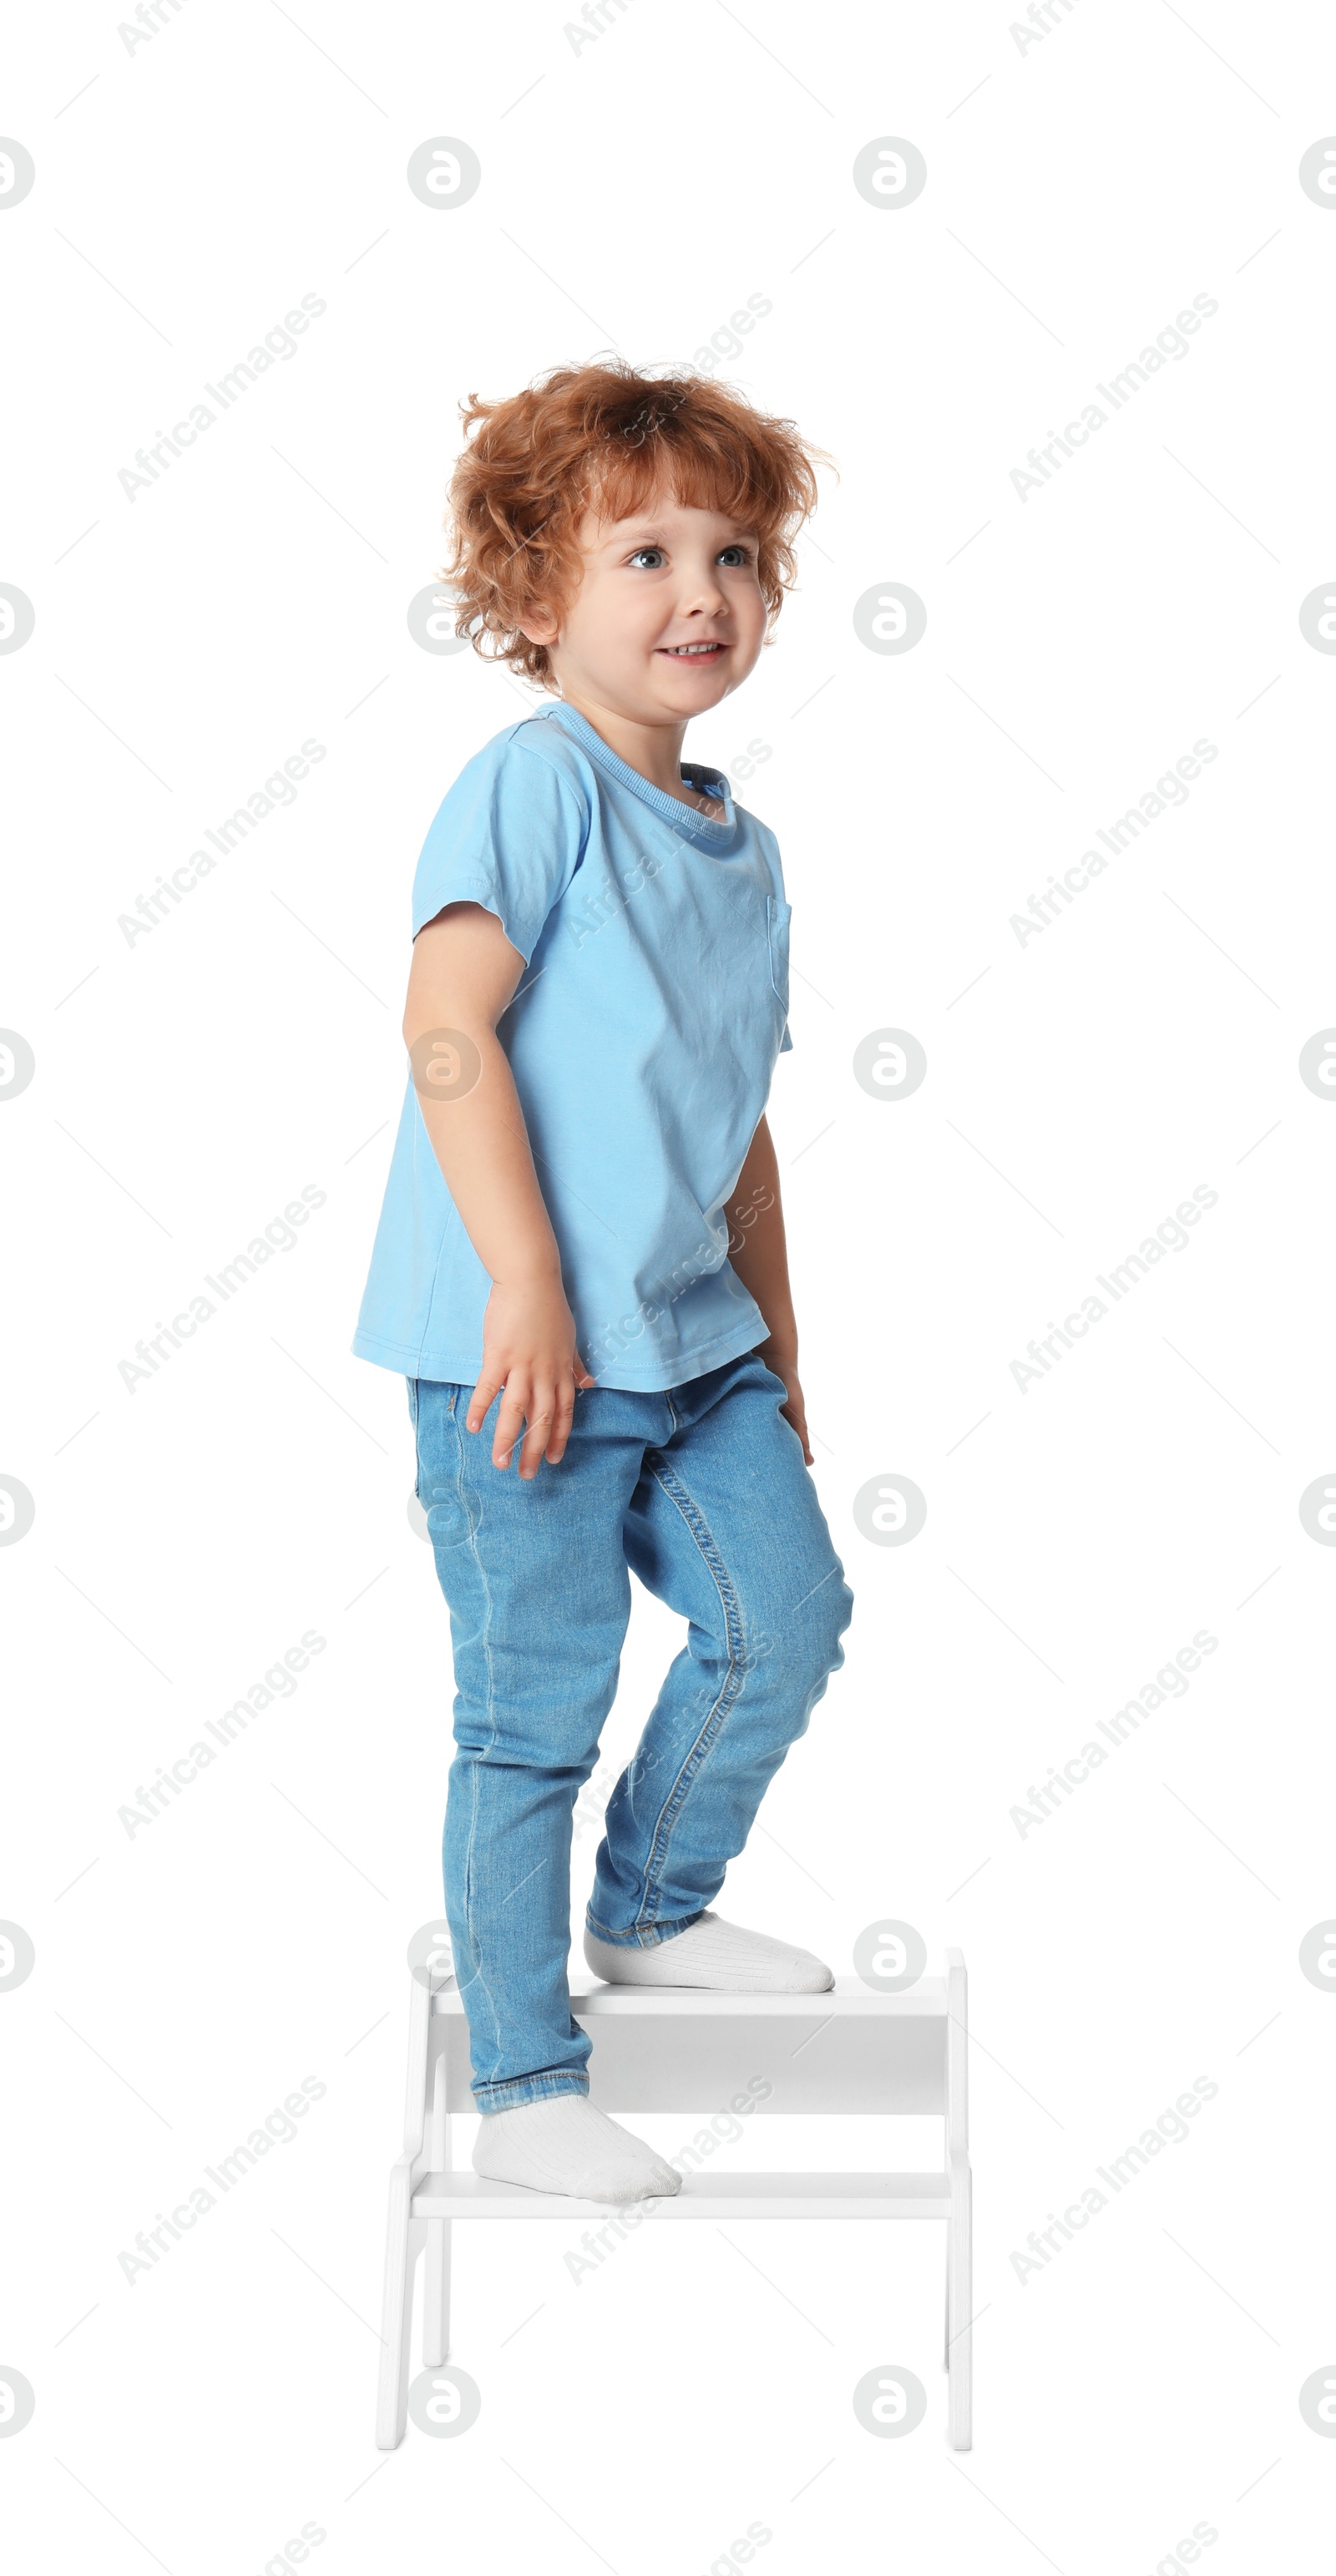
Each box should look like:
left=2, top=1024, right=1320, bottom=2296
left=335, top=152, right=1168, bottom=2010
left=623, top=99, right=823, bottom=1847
left=538, top=699, right=737, bottom=846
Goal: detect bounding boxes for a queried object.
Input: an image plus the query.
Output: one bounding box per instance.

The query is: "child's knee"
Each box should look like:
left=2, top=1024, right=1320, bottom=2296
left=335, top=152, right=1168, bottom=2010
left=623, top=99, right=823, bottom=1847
left=763, top=1564, right=852, bottom=1704
left=799, top=1555, right=856, bottom=1659
left=802, top=1567, right=853, bottom=1690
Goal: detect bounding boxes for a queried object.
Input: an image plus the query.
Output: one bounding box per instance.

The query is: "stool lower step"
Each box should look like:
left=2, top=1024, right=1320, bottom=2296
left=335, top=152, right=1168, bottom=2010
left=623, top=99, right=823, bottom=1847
left=377, top=1952, right=972, bottom=2451
left=411, top=2169, right=951, bottom=2220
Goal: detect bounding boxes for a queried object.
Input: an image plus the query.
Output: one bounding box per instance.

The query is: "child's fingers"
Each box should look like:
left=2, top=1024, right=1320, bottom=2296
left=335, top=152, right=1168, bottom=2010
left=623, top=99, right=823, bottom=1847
left=519, top=1386, right=557, bottom=1479
left=545, top=1378, right=576, bottom=1464
left=492, top=1380, right=529, bottom=1469
left=472, top=1354, right=586, bottom=1466
left=466, top=1364, right=504, bottom=1433
left=780, top=1395, right=813, bottom=1467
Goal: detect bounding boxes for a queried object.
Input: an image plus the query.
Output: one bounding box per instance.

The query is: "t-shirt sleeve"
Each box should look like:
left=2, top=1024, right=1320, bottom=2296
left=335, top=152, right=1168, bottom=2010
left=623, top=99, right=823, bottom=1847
left=410, top=735, right=588, bottom=962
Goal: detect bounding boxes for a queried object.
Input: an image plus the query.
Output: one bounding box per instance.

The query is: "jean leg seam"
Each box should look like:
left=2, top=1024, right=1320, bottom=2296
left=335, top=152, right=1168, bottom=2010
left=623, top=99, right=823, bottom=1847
left=632, top=1457, right=746, bottom=1930
left=450, top=1401, right=507, bottom=2088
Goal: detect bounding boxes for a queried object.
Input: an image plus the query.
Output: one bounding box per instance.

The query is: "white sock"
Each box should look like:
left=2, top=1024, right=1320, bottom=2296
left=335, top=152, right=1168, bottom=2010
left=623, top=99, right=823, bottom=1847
left=472, top=2094, right=682, bottom=2204
left=583, top=1909, right=834, bottom=1993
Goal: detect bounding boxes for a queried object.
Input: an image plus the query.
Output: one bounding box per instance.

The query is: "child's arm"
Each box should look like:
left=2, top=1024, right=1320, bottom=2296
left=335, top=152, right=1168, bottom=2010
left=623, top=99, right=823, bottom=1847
left=723, top=1117, right=812, bottom=1464
left=403, top=900, right=595, bottom=1478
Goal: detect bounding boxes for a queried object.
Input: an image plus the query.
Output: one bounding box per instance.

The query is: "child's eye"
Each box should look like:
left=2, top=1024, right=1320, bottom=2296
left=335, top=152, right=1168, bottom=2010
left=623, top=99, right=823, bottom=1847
left=625, top=543, right=755, bottom=570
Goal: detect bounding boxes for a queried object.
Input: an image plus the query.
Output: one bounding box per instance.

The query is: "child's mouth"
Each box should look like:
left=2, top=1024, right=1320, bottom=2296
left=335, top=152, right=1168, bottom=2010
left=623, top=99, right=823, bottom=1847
left=657, top=642, right=725, bottom=659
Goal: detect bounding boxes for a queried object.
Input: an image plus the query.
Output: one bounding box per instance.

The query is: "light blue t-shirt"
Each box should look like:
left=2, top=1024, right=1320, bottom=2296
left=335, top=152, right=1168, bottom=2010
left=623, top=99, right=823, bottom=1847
left=352, top=699, right=793, bottom=1392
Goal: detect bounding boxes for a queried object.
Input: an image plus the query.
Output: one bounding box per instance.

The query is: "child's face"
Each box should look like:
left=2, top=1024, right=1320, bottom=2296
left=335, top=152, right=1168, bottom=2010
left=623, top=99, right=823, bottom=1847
left=524, top=483, right=768, bottom=720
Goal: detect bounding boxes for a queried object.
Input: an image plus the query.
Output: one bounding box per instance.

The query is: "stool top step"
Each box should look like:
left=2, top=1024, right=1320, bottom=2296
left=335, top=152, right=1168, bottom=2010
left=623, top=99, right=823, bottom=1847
left=430, top=1972, right=954, bottom=2019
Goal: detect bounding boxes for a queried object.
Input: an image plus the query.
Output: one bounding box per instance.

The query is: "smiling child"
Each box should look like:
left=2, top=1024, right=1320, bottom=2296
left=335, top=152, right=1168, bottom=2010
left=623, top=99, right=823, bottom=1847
left=353, top=359, right=853, bottom=2204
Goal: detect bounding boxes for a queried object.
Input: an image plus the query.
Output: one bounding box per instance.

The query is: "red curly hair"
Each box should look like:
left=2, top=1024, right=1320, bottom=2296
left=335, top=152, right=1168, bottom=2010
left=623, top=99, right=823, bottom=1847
left=438, top=356, right=836, bottom=690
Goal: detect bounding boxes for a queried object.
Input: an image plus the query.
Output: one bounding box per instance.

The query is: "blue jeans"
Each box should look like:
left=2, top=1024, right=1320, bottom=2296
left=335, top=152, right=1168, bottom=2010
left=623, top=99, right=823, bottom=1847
left=409, top=1351, right=853, bottom=2112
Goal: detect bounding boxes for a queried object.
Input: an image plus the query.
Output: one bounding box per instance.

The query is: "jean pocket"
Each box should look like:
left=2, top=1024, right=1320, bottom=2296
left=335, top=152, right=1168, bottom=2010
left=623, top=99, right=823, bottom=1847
left=766, top=895, right=792, bottom=1012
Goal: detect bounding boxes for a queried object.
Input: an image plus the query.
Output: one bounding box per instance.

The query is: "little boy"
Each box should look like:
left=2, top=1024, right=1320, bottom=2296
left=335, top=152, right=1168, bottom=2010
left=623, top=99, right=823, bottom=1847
left=353, top=361, right=853, bottom=2205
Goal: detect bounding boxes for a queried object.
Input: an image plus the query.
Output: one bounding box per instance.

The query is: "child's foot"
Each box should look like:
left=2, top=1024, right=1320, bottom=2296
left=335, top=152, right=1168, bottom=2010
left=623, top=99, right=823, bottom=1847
left=583, top=1909, right=834, bottom=1993
left=472, top=2094, right=682, bottom=2204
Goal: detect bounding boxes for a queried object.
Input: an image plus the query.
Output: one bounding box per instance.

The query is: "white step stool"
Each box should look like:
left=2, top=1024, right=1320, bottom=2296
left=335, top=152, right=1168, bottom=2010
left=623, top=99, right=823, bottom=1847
left=377, top=1947, right=972, bottom=2449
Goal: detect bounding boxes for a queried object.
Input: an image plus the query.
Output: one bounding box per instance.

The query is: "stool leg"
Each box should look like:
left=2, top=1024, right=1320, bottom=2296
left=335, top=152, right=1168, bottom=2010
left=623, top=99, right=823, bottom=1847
left=422, top=2072, right=452, bottom=2366
left=946, top=2161, right=972, bottom=2449
left=376, top=2168, right=423, bottom=2449
left=423, top=2220, right=451, bottom=2366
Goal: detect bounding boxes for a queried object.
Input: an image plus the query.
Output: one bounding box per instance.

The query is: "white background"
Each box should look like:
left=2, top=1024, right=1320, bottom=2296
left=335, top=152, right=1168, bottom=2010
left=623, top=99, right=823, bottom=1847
left=3, top=2, right=1335, bottom=2568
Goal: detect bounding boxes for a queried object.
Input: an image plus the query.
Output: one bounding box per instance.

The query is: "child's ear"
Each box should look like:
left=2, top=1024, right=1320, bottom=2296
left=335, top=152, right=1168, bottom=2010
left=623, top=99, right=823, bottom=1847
left=518, top=603, right=560, bottom=645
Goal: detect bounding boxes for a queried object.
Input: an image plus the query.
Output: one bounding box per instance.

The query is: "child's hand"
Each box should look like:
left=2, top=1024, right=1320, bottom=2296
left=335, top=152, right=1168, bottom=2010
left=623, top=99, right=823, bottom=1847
left=762, top=1350, right=813, bottom=1467
left=467, top=1276, right=595, bottom=1477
